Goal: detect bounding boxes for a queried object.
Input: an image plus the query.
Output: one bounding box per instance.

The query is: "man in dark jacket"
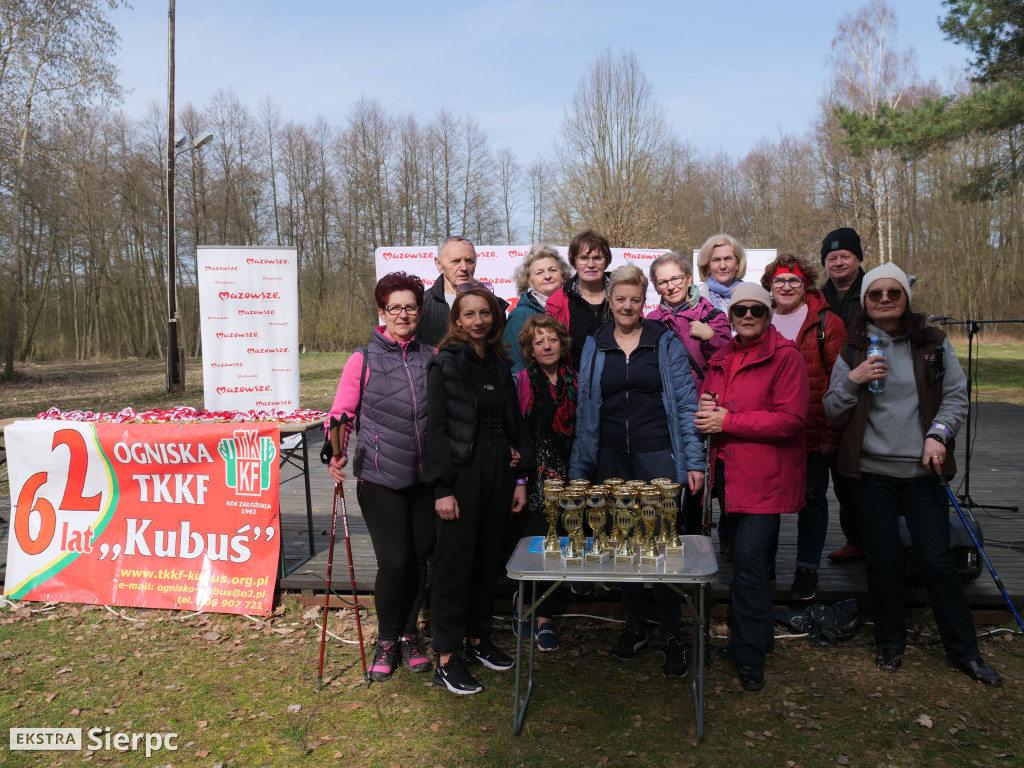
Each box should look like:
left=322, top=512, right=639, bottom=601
left=820, top=226, right=866, bottom=564
left=418, top=236, right=508, bottom=347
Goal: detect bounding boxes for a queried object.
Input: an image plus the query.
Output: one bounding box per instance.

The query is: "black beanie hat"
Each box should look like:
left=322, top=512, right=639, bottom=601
left=820, top=227, right=863, bottom=264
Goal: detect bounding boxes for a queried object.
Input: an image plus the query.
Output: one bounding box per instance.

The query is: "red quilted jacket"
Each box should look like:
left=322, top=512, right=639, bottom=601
left=780, top=291, right=847, bottom=453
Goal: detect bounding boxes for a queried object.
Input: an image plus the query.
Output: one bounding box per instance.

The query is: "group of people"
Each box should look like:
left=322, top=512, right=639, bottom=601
left=325, top=227, right=1002, bottom=697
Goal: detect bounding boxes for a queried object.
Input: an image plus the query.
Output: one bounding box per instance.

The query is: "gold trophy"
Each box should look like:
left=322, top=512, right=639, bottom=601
left=584, top=484, right=611, bottom=564
left=659, top=482, right=684, bottom=557
left=638, top=485, right=664, bottom=567
left=603, top=479, right=624, bottom=549
left=612, top=488, right=638, bottom=566
left=559, top=489, right=586, bottom=568
left=623, top=482, right=645, bottom=554
left=542, top=479, right=565, bottom=559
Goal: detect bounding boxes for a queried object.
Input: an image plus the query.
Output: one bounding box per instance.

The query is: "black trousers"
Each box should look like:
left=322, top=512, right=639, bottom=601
left=357, top=480, right=435, bottom=642
left=430, top=433, right=515, bottom=654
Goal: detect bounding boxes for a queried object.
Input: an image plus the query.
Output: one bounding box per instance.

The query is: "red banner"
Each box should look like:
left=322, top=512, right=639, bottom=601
left=4, top=421, right=281, bottom=615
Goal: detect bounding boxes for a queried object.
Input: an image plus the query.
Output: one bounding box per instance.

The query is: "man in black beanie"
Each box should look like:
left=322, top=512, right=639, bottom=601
left=820, top=227, right=866, bottom=332
left=820, top=227, right=867, bottom=564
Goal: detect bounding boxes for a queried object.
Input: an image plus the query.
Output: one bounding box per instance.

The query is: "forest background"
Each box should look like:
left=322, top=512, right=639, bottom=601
left=1, top=0, right=1022, bottom=375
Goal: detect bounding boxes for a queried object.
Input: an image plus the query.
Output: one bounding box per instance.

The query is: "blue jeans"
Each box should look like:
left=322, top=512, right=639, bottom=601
left=729, top=512, right=781, bottom=667
left=770, top=451, right=830, bottom=569
left=852, top=472, right=980, bottom=662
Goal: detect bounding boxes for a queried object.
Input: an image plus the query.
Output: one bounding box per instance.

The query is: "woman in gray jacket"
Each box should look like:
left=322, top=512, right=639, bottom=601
left=824, top=262, right=1001, bottom=687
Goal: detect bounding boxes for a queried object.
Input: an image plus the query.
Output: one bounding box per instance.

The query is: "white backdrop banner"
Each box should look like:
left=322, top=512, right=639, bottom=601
left=375, top=245, right=777, bottom=314
left=197, top=246, right=300, bottom=411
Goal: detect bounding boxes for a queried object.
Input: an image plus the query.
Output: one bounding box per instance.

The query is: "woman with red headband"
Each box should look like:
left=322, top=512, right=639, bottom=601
left=760, top=254, right=847, bottom=601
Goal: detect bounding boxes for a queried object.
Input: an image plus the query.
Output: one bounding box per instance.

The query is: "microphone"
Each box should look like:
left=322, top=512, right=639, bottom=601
left=928, top=315, right=953, bottom=323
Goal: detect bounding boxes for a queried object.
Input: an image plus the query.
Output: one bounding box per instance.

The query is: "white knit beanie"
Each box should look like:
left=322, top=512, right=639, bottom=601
left=861, top=262, right=912, bottom=304
left=727, top=282, right=773, bottom=318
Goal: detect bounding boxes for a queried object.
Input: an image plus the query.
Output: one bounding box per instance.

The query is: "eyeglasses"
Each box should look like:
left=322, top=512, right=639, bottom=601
left=865, top=288, right=904, bottom=303
left=457, top=281, right=494, bottom=294
left=655, top=275, right=689, bottom=290
left=383, top=305, right=419, bottom=316
left=771, top=276, right=804, bottom=288
left=730, top=304, right=768, bottom=319
left=577, top=255, right=606, bottom=265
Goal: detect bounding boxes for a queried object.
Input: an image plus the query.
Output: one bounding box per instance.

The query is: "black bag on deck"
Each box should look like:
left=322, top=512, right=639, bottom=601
left=899, top=514, right=983, bottom=583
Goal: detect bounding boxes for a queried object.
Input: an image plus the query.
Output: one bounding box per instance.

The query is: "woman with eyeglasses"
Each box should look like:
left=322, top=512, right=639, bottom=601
left=570, top=264, right=704, bottom=679
left=823, top=263, right=1001, bottom=687
left=645, top=251, right=732, bottom=535
left=504, top=244, right=573, bottom=373
left=425, top=288, right=535, bottom=695
left=759, top=254, right=847, bottom=601
left=696, top=234, right=747, bottom=313
left=546, top=229, right=614, bottom=370
left=695, top=283, right=808, bottom=691
left=325, top=271, right=435, bottom=683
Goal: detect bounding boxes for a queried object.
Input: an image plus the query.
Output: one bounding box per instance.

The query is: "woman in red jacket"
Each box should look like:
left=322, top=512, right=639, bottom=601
left=761, top=255, right=847, bottom=601
left=695, top=283, right=808, bottom=691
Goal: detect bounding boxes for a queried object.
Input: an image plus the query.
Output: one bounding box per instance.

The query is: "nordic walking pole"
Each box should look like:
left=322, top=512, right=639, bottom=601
left=933, top=462, right=1024, bottom=633
left=701, top=392, right=718, bottom=537
left=339, top=481, right=370, bottom=686
left=317, top=481, right=340, bottom=691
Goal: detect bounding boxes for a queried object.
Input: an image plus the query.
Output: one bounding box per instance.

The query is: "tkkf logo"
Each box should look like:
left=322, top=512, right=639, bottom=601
left=218, top=430, right=276, bottom=496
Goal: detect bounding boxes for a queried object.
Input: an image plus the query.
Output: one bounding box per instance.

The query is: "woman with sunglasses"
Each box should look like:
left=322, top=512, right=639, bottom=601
left=695, top=283, right=808, bottom=691
left=646, top=251, right=732, bottom=536
left=546, top=229, right=614, bottom=370
left=504, top=244, right=573, bottom=373
left=696, top=234, right=747, bottom=313
left=571, top=264, right=704, bottom=679
left=425, top=288, right=535, bottom=695
left=325, top=272, right=435, bottom=682
left=824, top=263, right=1001, bottom=686
left=760, top=254, right=847, bottom=601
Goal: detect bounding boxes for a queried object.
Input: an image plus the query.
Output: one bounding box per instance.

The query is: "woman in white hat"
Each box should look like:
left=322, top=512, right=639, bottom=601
left=695, top=282, right=808, bottom=691
left=824, top=263, right=1002, bottom=687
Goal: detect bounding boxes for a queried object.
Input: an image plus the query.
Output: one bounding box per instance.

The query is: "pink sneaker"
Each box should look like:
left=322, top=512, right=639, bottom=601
left=400, top=635, right=432, bottom=673
left=368, top=640, right=398, bottom=681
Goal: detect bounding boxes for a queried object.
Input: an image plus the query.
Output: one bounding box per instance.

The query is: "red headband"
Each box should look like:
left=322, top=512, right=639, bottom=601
left=773, top=264, right=805, bottom=281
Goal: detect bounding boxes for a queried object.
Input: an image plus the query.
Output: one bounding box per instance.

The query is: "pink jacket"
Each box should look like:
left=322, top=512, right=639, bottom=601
left=646, top=297, right=732, bottom=386
left=702, top=325, right=808, bottom=515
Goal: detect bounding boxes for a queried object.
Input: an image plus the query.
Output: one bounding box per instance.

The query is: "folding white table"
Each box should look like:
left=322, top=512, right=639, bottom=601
left=506, top=534, right=718, bottom=739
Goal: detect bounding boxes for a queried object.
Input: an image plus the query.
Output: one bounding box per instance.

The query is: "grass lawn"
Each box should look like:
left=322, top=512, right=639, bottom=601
left=1, top=596, right=1021, bottom=767
left=2, top=350, right=1024, bottom=765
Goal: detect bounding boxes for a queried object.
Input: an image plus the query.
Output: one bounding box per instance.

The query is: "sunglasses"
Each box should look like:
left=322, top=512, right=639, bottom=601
left=865, top=288, right=904, bottom=303
left=730, top=304, right=768, bottom=319
left=457, top=281, right=494, bottom=294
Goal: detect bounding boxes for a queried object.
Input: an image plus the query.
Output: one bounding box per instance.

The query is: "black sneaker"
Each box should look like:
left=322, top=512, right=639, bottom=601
left=465, top=638, right=514, bottom=671
left=610, top=627, right=649, bottom=660
left=433, top=654, right=483, bottom=695
left=789, top=567, right=818, bottom=601
left=663, top=636, right=688, bottom=679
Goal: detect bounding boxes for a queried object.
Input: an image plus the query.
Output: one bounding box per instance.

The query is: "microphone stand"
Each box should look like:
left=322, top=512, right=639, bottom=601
left=932, top=316, right=1023, bottom=512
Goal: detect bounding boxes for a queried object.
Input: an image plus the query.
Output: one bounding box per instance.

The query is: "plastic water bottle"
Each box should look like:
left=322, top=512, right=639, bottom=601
left=867, top=336, right=885, bottom=394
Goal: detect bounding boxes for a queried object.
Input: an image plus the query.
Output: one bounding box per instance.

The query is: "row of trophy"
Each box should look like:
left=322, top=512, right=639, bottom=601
left=541, top=477, right=684, bottom=568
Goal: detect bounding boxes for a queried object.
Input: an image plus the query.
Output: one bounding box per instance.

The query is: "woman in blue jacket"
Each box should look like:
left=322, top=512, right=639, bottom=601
left=503, top=244, right=572, bottom=373
left=570, top=264, right=705, bottom=679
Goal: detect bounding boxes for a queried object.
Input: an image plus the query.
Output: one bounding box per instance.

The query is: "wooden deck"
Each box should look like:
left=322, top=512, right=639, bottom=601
left=4, top=402, right=1023, bottom=617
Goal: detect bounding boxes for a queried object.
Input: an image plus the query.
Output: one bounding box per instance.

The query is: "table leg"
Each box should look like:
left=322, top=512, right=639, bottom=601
left=672, top=583, right=707, bottom=742
left=513, top=580, right=560, bottom=735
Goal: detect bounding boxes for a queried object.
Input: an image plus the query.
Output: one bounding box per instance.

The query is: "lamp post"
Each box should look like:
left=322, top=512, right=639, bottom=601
left=166, top=0, right=211, bottom=392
